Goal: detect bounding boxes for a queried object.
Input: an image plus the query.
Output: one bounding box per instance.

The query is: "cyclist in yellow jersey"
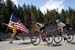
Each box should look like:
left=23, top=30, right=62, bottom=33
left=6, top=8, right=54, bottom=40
left=35, top=22, right=44, bottom=31
left=32, top=21, right=47, bottom=41
left=32, top=21, right=44, bottom=32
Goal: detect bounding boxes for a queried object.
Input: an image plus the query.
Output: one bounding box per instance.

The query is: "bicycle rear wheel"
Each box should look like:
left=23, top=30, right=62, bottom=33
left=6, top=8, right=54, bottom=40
left=66, top=34, right=74, bottom=43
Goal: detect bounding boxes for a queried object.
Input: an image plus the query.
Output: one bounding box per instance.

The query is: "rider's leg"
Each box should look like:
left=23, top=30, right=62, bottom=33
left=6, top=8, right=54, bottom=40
left=9, top=32, right=17, bottom=43
left=60, top=28, right=68, bottom=40
left=60, top=27, right=64, bottom=36
left=40, top=27, right=46, bottom=41
left=35, top=30, right=40, bottom=38
left=42, top=32, right=47, bottom=41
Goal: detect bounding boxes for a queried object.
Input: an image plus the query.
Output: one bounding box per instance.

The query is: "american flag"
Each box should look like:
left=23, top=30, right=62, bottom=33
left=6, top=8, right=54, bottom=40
left=8, top=15, right=29, bottom=33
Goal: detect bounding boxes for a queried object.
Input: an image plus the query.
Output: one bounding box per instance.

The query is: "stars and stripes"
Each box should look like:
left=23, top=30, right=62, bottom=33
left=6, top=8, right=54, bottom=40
left=8, top=15, right=29, bottom=33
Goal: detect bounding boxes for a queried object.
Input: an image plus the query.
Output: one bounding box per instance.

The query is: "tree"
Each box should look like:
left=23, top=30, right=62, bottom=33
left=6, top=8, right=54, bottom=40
left=36, top=9, right=44, bottom=23
left=17, top=5, right=24, bottom=22
left=60, top=9, right=66, bottom=23
left=6, top=0, right=14, bottom=16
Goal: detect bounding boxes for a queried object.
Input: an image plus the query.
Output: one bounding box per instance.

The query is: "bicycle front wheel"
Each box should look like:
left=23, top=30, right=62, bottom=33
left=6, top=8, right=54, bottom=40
left=30, top=31, right=41, bottom=45
left=54, top=35, right=62, bottom=44
left=46, top=35, right=53, bottom=44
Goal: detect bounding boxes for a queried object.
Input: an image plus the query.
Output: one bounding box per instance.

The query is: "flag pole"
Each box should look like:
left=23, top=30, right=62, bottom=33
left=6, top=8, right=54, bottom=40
left=5, top=14, right=13, bottom=33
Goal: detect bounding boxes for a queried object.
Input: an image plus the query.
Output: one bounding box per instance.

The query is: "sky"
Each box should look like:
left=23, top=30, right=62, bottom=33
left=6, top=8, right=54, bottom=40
left=4, top=0, right=75, bottom=14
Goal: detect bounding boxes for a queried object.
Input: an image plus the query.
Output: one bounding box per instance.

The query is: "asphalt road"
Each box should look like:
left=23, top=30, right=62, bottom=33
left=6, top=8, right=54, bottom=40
left=0, top=36, right=75, bottom=50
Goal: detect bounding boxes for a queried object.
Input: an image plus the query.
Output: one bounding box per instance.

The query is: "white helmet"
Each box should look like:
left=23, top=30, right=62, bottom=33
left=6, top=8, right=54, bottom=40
left=56, top=19, right=60, bottom=23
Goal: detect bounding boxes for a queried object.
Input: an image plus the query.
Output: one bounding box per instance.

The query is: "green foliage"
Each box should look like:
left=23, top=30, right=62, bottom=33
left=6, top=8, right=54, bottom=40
left=0, top=0, right=75, bottom=30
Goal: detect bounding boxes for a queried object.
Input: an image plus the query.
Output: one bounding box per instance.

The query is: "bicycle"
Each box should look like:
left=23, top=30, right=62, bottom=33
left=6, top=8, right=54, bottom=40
left=29, top=28, right=54, bottom=45
left=54, top=28, right=74, bottom=44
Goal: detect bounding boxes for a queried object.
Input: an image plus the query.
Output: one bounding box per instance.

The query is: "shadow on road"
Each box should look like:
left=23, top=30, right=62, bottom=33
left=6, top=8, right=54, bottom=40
left=69, top=42, right=75, bottom=44
left=51, top=43, right=62, bottom=47
left=43, top=43, right=62, bottom=47
left=20, top=41, right=31, bottom=45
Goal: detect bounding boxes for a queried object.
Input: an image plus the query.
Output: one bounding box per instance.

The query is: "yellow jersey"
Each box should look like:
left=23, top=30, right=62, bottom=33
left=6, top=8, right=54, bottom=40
left=12, top=26, right=17, bottom=33
left=33, top=22, right=44, bottom=30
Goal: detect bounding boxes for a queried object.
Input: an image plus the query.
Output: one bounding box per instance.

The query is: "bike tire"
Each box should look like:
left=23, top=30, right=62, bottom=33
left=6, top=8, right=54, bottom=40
left=66, top=34, right=74, bottom=43
left=46, top=35, right=54, bottom=44
left=54, top=35, right=62, bottom=44
left=30, top=31, right=41, bottom=45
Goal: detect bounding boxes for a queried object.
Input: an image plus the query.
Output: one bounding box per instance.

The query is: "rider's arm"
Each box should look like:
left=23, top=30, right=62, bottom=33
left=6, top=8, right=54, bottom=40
left=2, top=23, right=8, bottom=26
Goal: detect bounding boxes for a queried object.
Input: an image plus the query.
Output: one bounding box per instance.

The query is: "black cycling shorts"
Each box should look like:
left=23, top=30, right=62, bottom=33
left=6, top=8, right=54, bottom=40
left=40, top=26, right=46, bottom=32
